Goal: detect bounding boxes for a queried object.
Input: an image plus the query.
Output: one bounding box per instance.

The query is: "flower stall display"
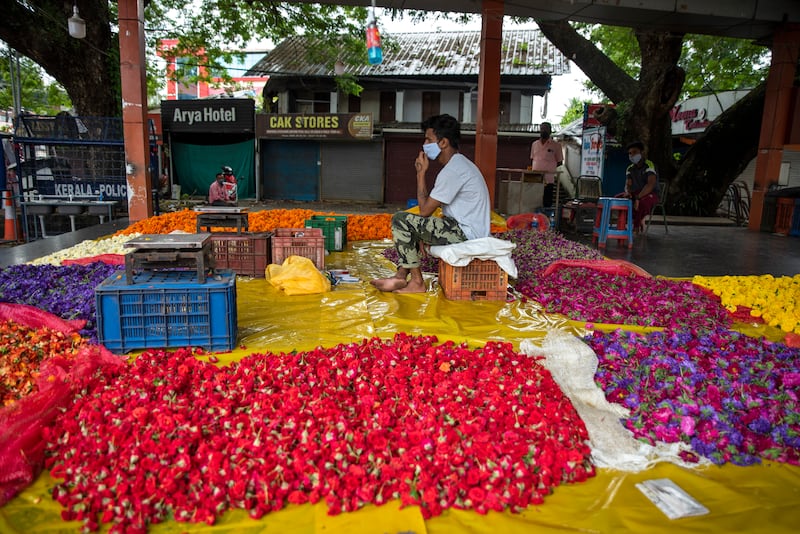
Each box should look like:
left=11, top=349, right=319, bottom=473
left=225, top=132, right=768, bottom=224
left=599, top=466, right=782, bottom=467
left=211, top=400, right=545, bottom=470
left=112, top=209, right=396, bottom=241
left=692, top=274, right=800, bottom=335
left=516, top=267, right=732, bottom=330
left=585, top=328, right=800, bottom=466
left=504, top=228, right=605, bottom=282
left=27, top=234, right=141, bottom=266
left=0, top=321, right=89, bottom=407
left=44, top=335, right=594, bottom=532
left=0, top=263, right=122, bottom=343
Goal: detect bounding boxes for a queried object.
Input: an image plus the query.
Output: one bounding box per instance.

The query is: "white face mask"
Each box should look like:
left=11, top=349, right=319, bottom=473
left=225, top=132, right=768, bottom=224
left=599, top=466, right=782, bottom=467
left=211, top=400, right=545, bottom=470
left=629, top=153, right=642, bottom=164
left=422, top=141, right=441, bottom=160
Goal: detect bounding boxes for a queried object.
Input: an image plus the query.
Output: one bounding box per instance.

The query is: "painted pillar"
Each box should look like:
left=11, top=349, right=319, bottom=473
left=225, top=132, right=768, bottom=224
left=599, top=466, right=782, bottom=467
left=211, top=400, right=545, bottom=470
left=118, top=0, right=153, bottom=221
left=749, top=24, right=800, bottom=231
left=475, top=0, right=503, bottom=207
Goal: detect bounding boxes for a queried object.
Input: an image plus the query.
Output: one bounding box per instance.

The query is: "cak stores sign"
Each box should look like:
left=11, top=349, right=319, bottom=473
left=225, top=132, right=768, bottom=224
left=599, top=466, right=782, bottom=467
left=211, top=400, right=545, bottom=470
left=160, top=99, right=255, bottom=133
left=256, top=113, right=373, bottom=140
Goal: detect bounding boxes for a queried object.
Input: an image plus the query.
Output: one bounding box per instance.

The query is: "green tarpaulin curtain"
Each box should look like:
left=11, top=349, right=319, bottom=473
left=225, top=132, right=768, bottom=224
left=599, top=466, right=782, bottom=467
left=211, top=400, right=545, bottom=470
left=172, top=139, right=255, bottom=199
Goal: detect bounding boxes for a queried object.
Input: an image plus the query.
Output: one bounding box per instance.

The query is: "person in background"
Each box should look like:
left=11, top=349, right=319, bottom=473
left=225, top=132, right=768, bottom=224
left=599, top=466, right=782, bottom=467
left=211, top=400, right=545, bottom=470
left=371, top=114, right=490, bottom=294
left=530, top=121, right=563, bottom=208
left=221, top=166, right=237, bottom=203
left=621, top=141, right=659, bottom=232
left=209, top=173, right=234, bottom=206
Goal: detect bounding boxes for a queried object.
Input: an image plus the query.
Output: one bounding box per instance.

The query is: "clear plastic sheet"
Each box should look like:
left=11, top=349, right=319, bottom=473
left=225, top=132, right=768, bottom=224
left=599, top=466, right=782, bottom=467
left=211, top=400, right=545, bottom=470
left=2, top=240, right=798, bottom=533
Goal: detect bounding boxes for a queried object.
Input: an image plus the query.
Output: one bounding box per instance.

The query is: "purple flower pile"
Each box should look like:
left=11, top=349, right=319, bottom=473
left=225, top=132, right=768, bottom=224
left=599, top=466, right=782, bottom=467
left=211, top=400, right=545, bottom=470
left=585, top=327, right=800, bottom=466
left=0, top=262, right=121, bottom=343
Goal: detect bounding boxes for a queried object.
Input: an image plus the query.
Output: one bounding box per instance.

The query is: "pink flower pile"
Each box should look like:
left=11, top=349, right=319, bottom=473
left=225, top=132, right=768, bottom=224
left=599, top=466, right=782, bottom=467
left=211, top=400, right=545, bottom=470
left=516, top=267, right=732, bottom=330
left=44, top=334, right=593, bottom=532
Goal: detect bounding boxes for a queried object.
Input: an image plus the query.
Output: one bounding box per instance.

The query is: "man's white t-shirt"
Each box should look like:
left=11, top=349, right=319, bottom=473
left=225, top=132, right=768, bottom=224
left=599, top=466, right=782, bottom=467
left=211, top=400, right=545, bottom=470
left=429, top=153, right=491, bottom=240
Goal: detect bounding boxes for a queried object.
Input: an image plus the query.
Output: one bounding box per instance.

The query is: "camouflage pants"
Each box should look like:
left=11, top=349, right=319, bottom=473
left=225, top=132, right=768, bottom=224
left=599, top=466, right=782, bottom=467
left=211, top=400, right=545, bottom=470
left=391, top=211, right=466, bottom=269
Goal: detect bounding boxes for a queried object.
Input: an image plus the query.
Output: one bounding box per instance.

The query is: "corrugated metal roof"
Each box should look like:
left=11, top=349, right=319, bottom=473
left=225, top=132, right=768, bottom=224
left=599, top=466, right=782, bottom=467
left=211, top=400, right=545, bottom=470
left=247, top=29, right=570, bottom=78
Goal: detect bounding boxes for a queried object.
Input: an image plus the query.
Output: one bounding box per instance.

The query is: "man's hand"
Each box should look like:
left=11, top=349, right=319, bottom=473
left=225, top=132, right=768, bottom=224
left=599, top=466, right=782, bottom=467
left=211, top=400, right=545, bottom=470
left=415, top=151, right=429, bottom=175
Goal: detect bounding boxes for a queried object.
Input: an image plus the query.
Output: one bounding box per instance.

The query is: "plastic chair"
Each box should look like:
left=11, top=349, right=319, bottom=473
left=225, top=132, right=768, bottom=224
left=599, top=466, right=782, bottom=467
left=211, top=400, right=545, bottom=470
left=645, top=181, right=669, bottom=234
left=576, top=176, right=602, bottom=202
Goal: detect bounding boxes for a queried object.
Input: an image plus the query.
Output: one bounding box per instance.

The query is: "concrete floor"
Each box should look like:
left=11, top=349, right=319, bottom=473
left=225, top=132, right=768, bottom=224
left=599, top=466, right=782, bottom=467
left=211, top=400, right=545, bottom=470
left=1, top=205, right=798, bottom=277
left=567, top=221, right=800, bottom=278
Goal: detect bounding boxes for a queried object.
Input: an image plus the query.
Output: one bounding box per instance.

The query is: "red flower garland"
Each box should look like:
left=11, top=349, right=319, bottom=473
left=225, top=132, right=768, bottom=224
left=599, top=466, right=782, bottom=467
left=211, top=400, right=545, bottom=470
left=44, top=334, right=594, bottom=532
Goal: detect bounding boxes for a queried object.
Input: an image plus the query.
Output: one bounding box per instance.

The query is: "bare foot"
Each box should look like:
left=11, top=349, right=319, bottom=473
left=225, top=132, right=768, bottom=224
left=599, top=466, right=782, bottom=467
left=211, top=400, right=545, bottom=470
left=371, top=277, right=409, bottom=292
left=393, top=280, right=427, bottom=293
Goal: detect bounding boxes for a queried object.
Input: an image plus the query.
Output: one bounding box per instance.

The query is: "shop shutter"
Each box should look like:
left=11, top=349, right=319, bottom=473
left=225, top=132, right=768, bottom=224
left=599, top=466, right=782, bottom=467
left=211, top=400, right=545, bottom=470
left=319, top=142, right=383, bottom=201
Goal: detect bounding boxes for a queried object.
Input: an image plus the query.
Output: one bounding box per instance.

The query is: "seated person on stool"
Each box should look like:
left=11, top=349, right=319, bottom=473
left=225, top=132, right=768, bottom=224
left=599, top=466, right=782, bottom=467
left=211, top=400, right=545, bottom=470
left=529, top=121, right=563, bottom=207
left=371, top=114, right=491, bottom=294
left=618, top=141, right=658, bottom=232
left=208, top=173, right=236, bottom=206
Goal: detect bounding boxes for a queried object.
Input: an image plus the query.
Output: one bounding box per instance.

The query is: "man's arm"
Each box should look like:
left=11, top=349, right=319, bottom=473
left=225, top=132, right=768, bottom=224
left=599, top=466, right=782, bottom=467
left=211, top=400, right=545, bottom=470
left=415, top=151, right=442, bottom=217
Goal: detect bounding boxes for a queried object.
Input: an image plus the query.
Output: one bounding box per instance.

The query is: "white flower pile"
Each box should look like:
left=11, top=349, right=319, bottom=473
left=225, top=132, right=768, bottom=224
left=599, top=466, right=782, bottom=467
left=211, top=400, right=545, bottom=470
left=28, top=233, right=142, bottom=265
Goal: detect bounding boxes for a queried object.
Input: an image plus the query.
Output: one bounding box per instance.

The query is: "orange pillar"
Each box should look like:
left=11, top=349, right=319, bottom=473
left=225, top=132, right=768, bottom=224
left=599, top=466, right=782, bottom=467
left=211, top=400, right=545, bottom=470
left=475, top=0, right=503, bottom=207
left=749, top=24, right=800, bottom=231
left=118, top=0, right=153, bottom=222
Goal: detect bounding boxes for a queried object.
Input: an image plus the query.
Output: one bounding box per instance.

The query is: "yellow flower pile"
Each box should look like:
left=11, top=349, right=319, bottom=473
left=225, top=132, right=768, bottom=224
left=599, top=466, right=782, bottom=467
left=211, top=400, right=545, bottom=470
left=692, top=274, right=800, bottom=334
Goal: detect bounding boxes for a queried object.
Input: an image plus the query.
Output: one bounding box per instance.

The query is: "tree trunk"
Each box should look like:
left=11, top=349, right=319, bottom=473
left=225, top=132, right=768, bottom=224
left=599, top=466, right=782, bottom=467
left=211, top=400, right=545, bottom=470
left=669, top=82, right=765, bottom=215
left=1, top=0, right=119, bottom=116
left=623, top=31, right=686, bottom=185
left=537, top=22, right=685, bottom=184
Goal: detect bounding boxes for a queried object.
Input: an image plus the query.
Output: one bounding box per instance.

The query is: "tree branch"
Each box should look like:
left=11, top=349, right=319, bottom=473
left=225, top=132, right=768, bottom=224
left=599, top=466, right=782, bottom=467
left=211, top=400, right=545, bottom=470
left=536, top=20, right=637, bottom=103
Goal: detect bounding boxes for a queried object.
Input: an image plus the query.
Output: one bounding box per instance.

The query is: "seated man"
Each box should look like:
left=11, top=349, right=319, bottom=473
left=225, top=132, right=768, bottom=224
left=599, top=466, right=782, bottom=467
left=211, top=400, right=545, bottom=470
left=221, top=165, right=237, bottom=203
left=208, top=173, right=235, bottom=206
left=620, top=141, right=659, bottom=232
left=371, top=114, right=491, bottom=293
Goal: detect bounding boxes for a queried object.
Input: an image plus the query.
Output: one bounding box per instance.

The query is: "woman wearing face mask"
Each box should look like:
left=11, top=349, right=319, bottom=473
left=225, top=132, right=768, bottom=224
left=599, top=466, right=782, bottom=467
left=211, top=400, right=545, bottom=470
left=371, top=114, right=491, bottom=293
left=623, top=141, right=659, bottom=232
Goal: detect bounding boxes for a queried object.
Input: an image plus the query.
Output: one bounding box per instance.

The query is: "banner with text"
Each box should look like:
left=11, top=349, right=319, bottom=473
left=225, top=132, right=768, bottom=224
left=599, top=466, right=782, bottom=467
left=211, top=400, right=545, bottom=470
left=580, top=126, right=606, bottom=179
left=161, top=99, right=255, bottom=134
left=256, top=113, right=373, bottom=140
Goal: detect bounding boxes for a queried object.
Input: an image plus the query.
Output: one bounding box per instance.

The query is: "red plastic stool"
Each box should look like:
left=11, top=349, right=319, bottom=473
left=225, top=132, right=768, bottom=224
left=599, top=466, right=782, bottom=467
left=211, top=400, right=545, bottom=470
left=592, top=197, right=633, bottom=248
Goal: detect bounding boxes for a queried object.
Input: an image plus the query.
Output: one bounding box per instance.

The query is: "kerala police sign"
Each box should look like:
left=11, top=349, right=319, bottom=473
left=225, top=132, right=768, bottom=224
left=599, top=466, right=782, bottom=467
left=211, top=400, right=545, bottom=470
left=161, top=99, right=255, bottom=133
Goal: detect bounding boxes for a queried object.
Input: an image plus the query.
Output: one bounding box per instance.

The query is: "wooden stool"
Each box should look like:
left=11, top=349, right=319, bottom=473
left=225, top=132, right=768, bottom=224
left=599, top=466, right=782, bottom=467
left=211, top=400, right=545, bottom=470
left=593, top=197, right=633, bottom=248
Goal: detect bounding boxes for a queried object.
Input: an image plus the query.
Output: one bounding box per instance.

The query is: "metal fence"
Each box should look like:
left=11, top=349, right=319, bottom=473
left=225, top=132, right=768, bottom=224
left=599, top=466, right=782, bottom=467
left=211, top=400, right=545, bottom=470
left=12, top=115, right=156, bottom=204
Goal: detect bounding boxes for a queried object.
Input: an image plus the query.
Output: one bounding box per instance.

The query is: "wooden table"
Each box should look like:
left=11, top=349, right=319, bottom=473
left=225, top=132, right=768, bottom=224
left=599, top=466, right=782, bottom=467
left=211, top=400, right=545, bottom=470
left=124, top=233, right=214, bottom=284
left=194, top=206, right=249, bottom=234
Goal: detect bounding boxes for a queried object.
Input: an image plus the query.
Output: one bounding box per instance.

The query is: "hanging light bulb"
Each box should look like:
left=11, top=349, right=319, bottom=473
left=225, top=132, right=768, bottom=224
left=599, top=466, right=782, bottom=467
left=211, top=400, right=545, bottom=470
left=334, top=60, right=345, bottom=75
left=68, top=3, right=86, bottom=39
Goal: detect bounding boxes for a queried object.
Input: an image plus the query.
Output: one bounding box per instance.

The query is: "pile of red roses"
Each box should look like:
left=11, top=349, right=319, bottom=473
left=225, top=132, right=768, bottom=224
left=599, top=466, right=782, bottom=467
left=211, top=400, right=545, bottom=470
left=44, top=334, right=593, bottom=532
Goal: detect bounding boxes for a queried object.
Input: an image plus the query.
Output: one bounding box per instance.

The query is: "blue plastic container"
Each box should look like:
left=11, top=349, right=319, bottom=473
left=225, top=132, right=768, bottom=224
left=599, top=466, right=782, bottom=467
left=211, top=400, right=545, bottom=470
left=96, top=269, right=238, bottom=353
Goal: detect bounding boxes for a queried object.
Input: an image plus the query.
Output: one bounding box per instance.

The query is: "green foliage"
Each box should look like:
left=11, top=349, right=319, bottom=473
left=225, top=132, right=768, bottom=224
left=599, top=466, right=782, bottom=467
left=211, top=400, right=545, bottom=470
left=146, top=1, right=371, bottom=100
left=560, top=97, right=584, bottom=126
left=679, top=35, right=769, bottom=96
left=0, top=45, right=71, bottom=114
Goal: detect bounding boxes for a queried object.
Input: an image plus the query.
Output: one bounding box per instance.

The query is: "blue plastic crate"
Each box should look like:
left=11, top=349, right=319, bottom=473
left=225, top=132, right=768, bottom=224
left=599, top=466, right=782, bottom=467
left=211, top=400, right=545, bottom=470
left=96, top=269, right=238, bottom=353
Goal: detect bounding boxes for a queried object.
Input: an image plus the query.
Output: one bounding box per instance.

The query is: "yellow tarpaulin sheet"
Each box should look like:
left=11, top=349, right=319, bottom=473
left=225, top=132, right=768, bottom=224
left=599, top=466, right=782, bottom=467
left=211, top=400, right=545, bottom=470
left=2, top=241, right=798, bottom=533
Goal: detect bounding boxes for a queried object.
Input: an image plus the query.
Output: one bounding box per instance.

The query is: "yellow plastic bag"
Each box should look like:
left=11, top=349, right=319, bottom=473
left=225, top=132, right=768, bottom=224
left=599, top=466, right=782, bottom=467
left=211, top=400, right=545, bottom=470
left=266, top=255, right=331, bottom=295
